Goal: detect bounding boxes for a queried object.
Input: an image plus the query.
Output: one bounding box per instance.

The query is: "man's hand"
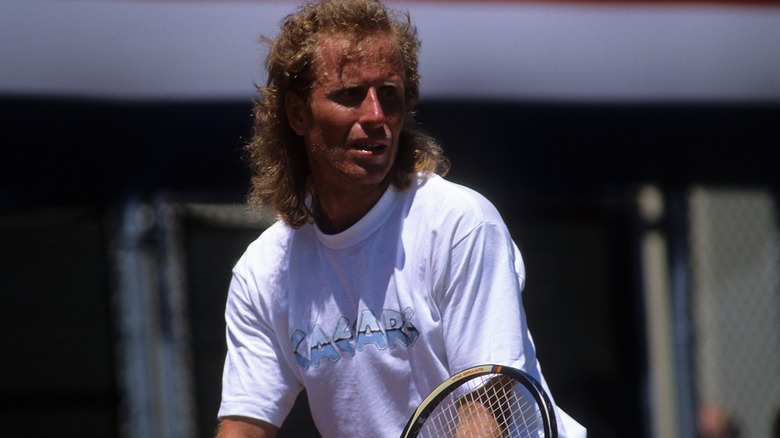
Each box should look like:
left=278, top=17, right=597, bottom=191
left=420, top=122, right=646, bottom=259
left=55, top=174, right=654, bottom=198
left=455, top=399, right=502, bottom=438
left=453, top=375, right=514, bottom=438
left=216, top=416, right=278, bottom=438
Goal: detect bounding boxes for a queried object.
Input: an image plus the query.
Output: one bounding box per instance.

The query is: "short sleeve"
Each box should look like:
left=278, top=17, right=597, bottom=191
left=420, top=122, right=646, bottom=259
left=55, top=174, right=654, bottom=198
left=437, top=220, right=588, bottom=437
left=217, top=269, right=302, bottom=427
left=438, top=221, right=538, bottom=377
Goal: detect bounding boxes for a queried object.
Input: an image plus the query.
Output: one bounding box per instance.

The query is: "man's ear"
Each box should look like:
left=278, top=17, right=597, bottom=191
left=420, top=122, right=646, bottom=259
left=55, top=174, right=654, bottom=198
left=285, top=91, right=307, bottom=136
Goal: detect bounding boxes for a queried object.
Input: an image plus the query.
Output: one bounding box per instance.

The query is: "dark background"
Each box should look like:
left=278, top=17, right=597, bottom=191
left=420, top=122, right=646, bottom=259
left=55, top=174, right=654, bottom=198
left=1, top=97, right=778, bottom=437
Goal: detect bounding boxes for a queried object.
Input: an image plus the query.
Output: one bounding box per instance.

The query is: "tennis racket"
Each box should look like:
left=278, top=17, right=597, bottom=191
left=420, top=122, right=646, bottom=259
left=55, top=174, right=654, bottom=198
left=400, top=364, right=557, bottom=438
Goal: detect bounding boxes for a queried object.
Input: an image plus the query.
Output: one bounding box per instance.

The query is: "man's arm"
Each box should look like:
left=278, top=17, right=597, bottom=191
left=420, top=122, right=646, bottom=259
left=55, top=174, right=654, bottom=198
left=453, top=375, right=510, bottom=438
left=455, top=399, right=501, bottom=438
left=216, top=417, right=278, bottom=438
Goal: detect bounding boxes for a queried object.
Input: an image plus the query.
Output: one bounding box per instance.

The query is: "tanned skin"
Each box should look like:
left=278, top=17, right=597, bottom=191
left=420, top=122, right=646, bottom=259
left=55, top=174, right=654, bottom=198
left=216, top=417, right=277, bottom=438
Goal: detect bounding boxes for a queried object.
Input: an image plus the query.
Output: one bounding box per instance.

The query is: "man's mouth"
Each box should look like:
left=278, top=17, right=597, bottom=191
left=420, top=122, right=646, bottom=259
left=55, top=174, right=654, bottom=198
left=353, top=143, right=384, bottom=152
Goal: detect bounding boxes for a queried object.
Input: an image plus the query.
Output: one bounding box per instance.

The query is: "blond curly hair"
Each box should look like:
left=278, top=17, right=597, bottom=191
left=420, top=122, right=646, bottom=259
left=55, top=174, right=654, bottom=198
left=246, top=0, right=449, bottom=228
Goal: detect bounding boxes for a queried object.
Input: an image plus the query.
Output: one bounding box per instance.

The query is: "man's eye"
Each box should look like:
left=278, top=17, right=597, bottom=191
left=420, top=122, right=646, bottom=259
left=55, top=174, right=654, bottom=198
left=342, top=88, right=360, bottom=97
left=332, top=88, right=363, bottom=105
left=380, top=86, right=400, bottom=100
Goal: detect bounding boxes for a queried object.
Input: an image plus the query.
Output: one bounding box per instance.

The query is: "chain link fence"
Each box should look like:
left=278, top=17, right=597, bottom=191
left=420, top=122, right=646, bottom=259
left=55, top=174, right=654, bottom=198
left=689, top=186, right=780, bottom=438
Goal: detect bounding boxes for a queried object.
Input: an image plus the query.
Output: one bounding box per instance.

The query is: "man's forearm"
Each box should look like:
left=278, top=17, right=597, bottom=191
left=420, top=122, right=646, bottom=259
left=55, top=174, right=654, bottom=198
left=216, top=417, right=277, bottom=438
left=455, top=399, right=502, bottom=438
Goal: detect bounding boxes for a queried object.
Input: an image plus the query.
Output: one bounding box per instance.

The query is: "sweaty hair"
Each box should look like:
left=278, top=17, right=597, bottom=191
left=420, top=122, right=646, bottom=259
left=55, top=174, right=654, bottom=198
left=246, top=0, right=449, bottom=228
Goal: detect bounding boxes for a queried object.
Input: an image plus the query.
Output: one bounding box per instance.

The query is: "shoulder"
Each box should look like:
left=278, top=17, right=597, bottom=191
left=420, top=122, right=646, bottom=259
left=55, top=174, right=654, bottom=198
left=229, top=219, right=316, bottom=309
left=410, top=173, right=504, bottom=226
left=242, top=220, right=290, bottom=257
left=233, top=220, right=299, bottom=281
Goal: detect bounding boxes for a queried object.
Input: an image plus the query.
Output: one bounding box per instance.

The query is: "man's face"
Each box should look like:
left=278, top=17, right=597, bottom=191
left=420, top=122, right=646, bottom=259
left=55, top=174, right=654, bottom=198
left=287, top=34, right=406, bottom=194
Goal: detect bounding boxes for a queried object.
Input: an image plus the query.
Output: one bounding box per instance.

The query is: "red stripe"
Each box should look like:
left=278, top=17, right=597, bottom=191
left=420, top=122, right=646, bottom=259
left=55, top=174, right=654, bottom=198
left=114, top=0, right=780, bottom=4
left=395, top=0, right=780, bottom=4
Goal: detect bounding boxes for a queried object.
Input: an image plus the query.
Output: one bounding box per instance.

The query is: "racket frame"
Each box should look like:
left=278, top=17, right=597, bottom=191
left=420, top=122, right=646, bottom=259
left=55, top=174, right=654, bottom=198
left=400, top=364, right=558, bottom=438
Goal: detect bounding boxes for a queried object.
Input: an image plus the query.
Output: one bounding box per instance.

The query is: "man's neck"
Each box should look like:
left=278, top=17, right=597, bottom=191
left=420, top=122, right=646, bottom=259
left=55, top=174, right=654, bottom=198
left=313, top=181, right=390, bottom=234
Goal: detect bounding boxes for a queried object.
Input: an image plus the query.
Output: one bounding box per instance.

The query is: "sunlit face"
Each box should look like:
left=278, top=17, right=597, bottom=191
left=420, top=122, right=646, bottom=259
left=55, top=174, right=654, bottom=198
left=287, top=34, right=406, bottom=195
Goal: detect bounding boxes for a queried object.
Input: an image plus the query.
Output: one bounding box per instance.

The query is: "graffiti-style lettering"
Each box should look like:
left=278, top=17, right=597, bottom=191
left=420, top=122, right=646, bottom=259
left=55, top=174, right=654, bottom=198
left=291, top=306, right=419, bottom=370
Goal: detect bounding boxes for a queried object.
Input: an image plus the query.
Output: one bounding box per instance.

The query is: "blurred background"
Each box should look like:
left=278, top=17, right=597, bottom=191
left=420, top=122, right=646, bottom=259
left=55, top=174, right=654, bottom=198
left=1, top=0, right=779, bottom=437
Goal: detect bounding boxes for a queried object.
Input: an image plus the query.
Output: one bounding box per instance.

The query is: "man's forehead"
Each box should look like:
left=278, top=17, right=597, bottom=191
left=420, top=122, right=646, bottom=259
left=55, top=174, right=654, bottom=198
left=315, top=34, right=402, bottom=74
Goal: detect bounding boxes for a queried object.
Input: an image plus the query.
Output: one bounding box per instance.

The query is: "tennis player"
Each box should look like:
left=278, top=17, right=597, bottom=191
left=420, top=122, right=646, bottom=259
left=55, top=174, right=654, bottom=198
left=216, top=1, right=586, bottom=437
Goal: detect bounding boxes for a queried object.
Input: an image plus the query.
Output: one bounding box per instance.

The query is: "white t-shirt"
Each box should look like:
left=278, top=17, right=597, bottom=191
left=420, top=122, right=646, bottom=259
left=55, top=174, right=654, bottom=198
left=219, top=174, right=586, bottom=437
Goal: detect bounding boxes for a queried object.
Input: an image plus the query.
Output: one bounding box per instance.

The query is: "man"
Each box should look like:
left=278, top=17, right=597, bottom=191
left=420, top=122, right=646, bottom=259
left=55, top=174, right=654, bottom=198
left=697, top=404, right=740, bottom=438
left=217, top=1, right=586, bottom=437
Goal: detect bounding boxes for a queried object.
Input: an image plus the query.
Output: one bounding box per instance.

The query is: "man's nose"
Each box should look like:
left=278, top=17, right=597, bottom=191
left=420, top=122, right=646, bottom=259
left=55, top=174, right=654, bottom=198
left=359, top=88, right=386, bottom=128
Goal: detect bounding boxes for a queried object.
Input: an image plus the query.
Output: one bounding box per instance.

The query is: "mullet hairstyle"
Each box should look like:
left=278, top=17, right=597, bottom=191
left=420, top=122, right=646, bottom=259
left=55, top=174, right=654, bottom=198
left=246, top=0, right=449, bottom=228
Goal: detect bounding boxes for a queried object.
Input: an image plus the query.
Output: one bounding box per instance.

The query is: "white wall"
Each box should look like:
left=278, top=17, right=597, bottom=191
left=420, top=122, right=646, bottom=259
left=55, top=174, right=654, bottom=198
left=2, top=0, right=779, bottom=102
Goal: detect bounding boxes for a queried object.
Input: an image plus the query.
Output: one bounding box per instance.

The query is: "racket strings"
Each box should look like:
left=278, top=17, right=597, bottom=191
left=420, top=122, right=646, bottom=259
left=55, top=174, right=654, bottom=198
left=418, top=373, right=545, bottom=438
